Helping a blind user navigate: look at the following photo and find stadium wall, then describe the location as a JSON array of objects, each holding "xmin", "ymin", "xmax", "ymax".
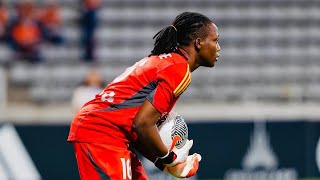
[{"xmin": 0, "ymin": 120, "xmax": 320, "ymax": 180}]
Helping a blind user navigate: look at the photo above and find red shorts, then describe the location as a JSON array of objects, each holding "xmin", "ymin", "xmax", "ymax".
[{"xmin": 72, "ymin": 142, "xmax": 148, "ymax": 180}]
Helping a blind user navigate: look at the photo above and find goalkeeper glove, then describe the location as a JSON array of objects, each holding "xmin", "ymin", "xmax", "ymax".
[
  {"xmin": 154, "ymin": 138, "xmax": 193, "ymax": 169},
  {"xmin": 162, "ymin": 138, "xmax": 193, "ymax": 166},
  {"xmin": 154, "ymin": 153, "xmax": 202, "ymax": 178},
  {"xmin": 164, "ymin": 153, "xmax": 202, "ymax": 178}
]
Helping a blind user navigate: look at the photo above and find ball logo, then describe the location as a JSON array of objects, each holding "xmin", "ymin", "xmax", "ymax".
[
  {"xmin": 172, "ymin": 115, "xmax": 188, "ymax": 149},
  {"xmin": 158, "ymin": 111, "xmax": 188, "ymax": 149}
]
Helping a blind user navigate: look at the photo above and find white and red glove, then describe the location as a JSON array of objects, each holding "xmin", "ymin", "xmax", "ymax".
[
  {"xmin": 165, "ymin": 153, "xmax": 202, "ymax": 178},
  {"xmin": 155, "ymin": 137, "xmax": 193, "ymax": 168},
  {"xmin": 154, "ymin": 138, "xmax": 201, "ymax": 178}
]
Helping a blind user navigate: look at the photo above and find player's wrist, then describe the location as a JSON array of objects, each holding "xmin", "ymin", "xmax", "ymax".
[
  {"xmin": 154, "ymin": 151, "xmax": 178, "ymax": 171},
  {"xmin": 157, "ymin": 151, "xmax": 177, "ymax": 166},
  {"xmin": 161, "ymin": 151, "xmax": 177, "ymax": 165},
  {"xmin": 159, "ymin": 150, "xmax": 170, "ymax": 159},
  {"xmin": 154, "ymin": 158, "xmax": 166, "ymax": 171}
]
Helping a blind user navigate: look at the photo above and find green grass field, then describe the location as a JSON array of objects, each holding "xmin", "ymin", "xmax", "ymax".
[{"xmin": 199, "ymin": 179, "xmax": 320, "ymax": 180}]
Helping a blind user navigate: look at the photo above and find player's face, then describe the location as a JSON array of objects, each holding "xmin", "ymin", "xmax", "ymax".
[{"xmin": 197, "ymin": 23, "xmax": 220, "ymax": 67}]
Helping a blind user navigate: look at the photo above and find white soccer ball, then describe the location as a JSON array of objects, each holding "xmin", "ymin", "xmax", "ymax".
[{"xmin": 157, "ymin": 111, "xmax": 188, "ymax": 149}]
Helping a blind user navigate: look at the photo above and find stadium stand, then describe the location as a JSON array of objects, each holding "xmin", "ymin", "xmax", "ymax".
[{"xmin": 3, "ymin": 0, "xmax": 320, "ymax": 106}]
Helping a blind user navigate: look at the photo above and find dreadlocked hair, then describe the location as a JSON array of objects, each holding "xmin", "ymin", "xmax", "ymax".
[{"xmin": 150, "ymin": 12, "xmax": 212, "ymax": 56}]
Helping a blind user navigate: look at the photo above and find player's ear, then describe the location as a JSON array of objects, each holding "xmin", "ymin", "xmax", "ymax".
[{"xmin": 194, "ymin": 38, "xmax": 202, "ymax": 52}]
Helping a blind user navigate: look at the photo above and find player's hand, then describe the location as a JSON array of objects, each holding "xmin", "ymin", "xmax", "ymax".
[
  {"xmin": 154, "ymin": 138, "xmax": 193, "ymax": 168},
  {"xmin": 169, "ymin": 138, "xmax": 193, "ymax": 166},
  {"xmin": 165, "ymin": 153, "xmax": 202, "ymax": 178}
]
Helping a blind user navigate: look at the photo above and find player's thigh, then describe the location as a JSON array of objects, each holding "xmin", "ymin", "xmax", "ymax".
[
  {"xmin": 74, "ymin": 142, "xmax": 146, "ymax": 180},
  {"xmin": 91, "ymin": 143, "xmax": 149, "ymax": 180},
  {"xmin": 97, "ymin": 144, "xmax": 149, "ymax": 180},
  {"xmin": 73, "ymin": 142, "xmax": 104, "ymax": 180}
]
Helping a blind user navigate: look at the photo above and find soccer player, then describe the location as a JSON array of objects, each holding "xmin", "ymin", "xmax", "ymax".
[{"xmin": 68, "ymin": 12, "xmax": 220, "ymax": 179}]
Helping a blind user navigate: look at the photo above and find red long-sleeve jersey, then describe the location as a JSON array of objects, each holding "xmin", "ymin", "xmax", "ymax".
[{"xmin": 68, "ymin": 52, "xmax": 191, "ymax": 148}]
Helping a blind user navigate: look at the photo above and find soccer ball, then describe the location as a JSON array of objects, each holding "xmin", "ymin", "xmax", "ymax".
[{"xmin": 157, "ymin": 111, "xmax": 188, "ymax": 149}]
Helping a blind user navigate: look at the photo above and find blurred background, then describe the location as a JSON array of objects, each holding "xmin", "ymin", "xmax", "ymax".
[{"xmin": 0, "ymin": 0, "xmax": 319, "ymax": 179}]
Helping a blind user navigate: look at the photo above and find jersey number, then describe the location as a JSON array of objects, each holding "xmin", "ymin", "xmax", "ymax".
[
  {"xmin": 120, "ymin": 158, "xmax": 132, "ymax": 180},
  {"xmin": 113, "ymin": 58, "xmax": 148, "ymax": 83}
]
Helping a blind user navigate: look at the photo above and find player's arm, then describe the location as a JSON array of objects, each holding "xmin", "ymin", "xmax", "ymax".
[
  {"xmin": 133, "ymin": 103, "xmax": 201, "ymax": 178},
  {"xmin": 133, "ymin": 62, "xmax": 193, "ymax": 166},
  {"xmin": 132, "ymin": 100, "xmax": 168, "ymax": 158},
  {"xmin": 131, "ymin": 134, "xmax": 158, "ymax": 162},
  {"xmin": 133, "ymin": 99, "xmax": 193, "ymax": 169},
  {"xmin": 132, "ymin": 125, "xmax": 201, "ymax": 178}
]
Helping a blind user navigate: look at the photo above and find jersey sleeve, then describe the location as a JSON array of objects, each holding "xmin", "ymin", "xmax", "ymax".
[{"xmin": 147, "ymin": 63, "xmax": 191, "ymax": 114}]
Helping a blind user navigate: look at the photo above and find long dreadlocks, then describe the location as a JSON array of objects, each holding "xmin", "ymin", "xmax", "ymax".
[{"xmin": 150, "ymin": 12, "xmax": 212, "ymax": 56}]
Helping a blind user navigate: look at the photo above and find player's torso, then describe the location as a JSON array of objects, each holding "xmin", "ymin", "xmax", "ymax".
[
  {"xmin": 86, "ymin": 53, "xmax": 185, "ymax": 114},
  {"xmin": 68, "ymin": 53, "xmax": 190, "ymax": 145}
]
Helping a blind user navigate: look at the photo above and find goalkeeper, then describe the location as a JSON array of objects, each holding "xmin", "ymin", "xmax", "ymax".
[{"xmin": 68, "ymin": 11, "xmax": 220, "ymax": 179}]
